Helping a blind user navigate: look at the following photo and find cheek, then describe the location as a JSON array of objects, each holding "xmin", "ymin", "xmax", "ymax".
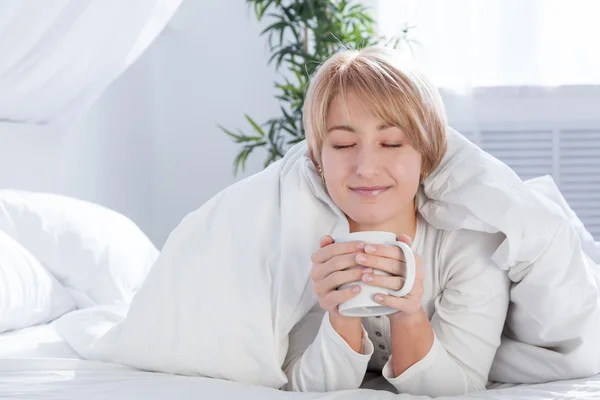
[
  {"xmin": 320, "ymin": 150, "xmax": 350, "ymax": 199},
  {"xmin": 409, "ymin": 157, "xmax": 423, "ymax": 178},
  {"xmin": 391, "ymin": 152, "xmax": 422, "ymax": 181},
  {"xmin": 321, "ymin": 149, "xmax": 344, "ymax": 176}
]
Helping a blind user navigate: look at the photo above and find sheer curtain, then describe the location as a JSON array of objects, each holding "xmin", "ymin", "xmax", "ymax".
[
  {"xmin": 0, "ymin": 0, "xmax": 183, "ymax": 133},
  {"xmin": 374, "ymin": 0, "xmax": 600, "ymax": 90}
]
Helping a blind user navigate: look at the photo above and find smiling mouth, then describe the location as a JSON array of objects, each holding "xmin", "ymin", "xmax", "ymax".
[{"xmin": 350, "ymin": 186, "xmax": 391, "ymax": 197}]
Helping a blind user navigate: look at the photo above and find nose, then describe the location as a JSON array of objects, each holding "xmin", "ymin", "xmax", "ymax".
[{"xmin": 355, "ymin": 147, "xmax": 381, "ymax": 178}]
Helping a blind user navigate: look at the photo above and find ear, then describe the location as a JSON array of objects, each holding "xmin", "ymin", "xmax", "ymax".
[{"xmin": 308, "ymin": 149, "xmax": 319, "ymax": 168}]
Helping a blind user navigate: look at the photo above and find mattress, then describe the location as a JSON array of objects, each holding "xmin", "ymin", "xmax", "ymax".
[{"xmin": 0, "ymin": 319, "xmax": 599, "ymax": 400}]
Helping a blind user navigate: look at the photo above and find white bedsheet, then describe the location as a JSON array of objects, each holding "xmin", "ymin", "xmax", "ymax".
[
  {"xmin": 0, "ymin": 357, "xmax": 599, "ymax": 400},
  {"xmin": 1, "ymin": 318, "xmax": 600, "ymax": 399},
  {"xmin": 0, "ymin": 323, "xmax": 78, "ymax": 359}
]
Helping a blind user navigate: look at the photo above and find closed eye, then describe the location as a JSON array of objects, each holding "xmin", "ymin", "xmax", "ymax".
[
  {"xmin": 382, "ymin": 144, "xmax": 402, "ymax": 148},
  {"xmin": 333, "ymin": 144, "xmax": 356, "ymax": 150}
]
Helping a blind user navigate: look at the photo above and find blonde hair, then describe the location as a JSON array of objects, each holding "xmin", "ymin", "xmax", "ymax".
[{"xmin": 303, "ymin": 46, "xmax": 447, "ymax": 178}]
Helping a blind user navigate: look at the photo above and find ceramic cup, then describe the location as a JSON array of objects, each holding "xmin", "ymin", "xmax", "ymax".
[{"xmin": 335, "ymin": 231, "xmax": 416, "ymax": 317}]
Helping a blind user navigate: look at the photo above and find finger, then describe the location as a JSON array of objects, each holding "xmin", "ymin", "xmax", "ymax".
[
  {"xmin": 397, "ymin": 234, "xmax": 413, "ymax": 247},
  {"xmin": 315, "ymin": 266, "xmax": 372, "ymax": 295},
  {"xmin": 319, "ymin": 235, "xmax": 334, "ymax": 248},
  {"xmin": 312, "ymin": 252, "xmax": 362, "ymax": 282},
  {"xmin": 312, "ymin": 240, "xmax": 365, "ymax": 264},
  {"xmin": 363, "ymin": 243, "xmax": 405, "ymax": 263},
  {"xmin": 323, "ymin": 284, "xmax": 361, "ymax": 311},
  {"xmin": 362, "ymin": 273, "xmax": 406, "ymax": 291},
  {"xmin": 355, "ymin": 253, "xmax": 405, "ymax": 276},
  {"xmin": 373, "ymin": 293, "xmax": 421, "ymax": 315}
]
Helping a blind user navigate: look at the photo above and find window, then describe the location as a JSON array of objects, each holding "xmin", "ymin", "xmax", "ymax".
[{"xmin": 373, "ymin": 0, "xmax": 600, "ymax": 88}]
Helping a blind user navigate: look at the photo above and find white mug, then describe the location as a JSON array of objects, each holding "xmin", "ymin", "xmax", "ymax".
[{"xmin": 335, "ymin": 231, "xmax": 416, "ymax": 317}]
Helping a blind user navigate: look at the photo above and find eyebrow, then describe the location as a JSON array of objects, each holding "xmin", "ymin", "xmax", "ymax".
[
  {"xmin": 327, "ymin": 125, "xmax": 354, "ymax": 133},
  {"xmin": 326, "ymin": 124, "xmax": 393, "ymax": 133}
]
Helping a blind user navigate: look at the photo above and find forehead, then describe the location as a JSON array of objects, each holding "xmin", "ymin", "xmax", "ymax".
[{"xmin": 326, "ymin": 91, "xmax": 396, "ymax": 128}]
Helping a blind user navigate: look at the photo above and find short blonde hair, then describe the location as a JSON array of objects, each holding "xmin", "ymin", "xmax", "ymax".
[{"xmin": 303, "ymin": 46, "xmax": 447, "ymax": 178}]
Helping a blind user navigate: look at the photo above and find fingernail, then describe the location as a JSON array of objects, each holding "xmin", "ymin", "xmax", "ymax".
[
  {"xmin": 356, "ymin": 242, "xmax": 366, "ymax": 249},
  {"xmin": 352, "ymin": 285, "xmax": 361, "ymax": 293},
  {"xmin": 361, "ymin": 267, "xmax": 373, "ymax": 274},
  {"xmin": 374, "ymin": 294, "xmax": 384, "ymax": 302},
  {"xmin": 363, "ymin": 274, "xmax": 374, "ymax": 283},
  {"xmin": 364, "ymin": 244, "xmax": 376, "ymax": 253},
  {"xmin": 356, "ymin": 254, "xmax": 367, "ymax": 263}
]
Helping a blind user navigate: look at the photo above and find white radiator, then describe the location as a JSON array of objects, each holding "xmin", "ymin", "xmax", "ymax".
[{"xmin": 443, "ymin": 86, "xmax": 600, "ymax": 240}]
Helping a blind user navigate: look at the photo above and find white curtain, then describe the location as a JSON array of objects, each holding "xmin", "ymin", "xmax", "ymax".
[
  {"xmin": 375, "ymin": 0, "xmax": 600, "ymax": 90},
  {"xmin": 0, "ymin": 0, "xmax": 183, "ymax": 133}
]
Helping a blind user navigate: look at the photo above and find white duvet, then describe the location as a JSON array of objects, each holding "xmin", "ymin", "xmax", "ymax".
[{"xmin": 56, "ymin": 127, "xmax": 600, "ymax": 391}]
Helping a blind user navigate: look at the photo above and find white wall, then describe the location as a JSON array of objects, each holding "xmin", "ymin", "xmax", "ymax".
[
  {"xmin": 146, "ymin": 0, "xmax": 279, "ymax": 245},
  {"xmin": 441, "ymin": 86, "xmax": 600, "ymax": 128}
]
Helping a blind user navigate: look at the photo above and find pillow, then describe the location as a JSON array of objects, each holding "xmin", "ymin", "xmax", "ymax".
[
  {"xmin": 0, "ymin": 190, "xmax": 159, "ymax": 308},
  {"xmin": 0, "ymin": 230, "xmax": 75, "ymax": 333},
  {"xmin": 525, "ymin": 175, "xmax": 599, "ymax": 263}
]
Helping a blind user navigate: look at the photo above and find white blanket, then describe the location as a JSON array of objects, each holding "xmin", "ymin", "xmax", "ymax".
[{"xmin": 56, "ymin": 127, "xmax": 600, "ymax": 390}]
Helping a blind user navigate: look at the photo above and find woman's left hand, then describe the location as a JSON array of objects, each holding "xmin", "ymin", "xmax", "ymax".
[{"xmin": 355, "ymin": 234, "xmax": 424, "ymax": 320}]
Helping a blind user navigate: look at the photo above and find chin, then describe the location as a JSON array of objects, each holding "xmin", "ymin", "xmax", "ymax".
[{"xmin": 346, "ymin": 211, "xmax": 391, "ymax": 228}]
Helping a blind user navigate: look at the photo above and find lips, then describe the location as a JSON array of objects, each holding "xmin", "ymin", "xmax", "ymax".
[{"xmin": 350, "ymin": 186, "xmax": 391, "ymax": 197}]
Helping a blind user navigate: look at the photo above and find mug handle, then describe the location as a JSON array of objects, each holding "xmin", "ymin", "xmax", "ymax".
[{"xmin": 390, "ymin": 241, "xmax": 416, "ymax": 297}]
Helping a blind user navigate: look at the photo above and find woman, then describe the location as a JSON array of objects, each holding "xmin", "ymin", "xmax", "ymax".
[{"xmin": 282, "ymin": 46, "xmax": 510, "ymax": 396}]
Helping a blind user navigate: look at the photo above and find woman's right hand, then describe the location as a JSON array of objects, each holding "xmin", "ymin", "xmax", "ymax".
[
  {"xmin": 311, "ymin": 235, "xmax": 372, "ymax": 352},
  {"xmin": 310, "ymin": 235, "xmax": 373, "ymax": 318}
]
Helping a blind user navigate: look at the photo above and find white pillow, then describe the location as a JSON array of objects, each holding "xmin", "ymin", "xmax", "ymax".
[
  {"xmin": 0, "ymin": 230, "xmax": 75, "ymax": 333},
  {"xmin": 0, "ymin": 190, "xmax": 159, "ymax": 308},
  {"xmin": 525, "ymin": 175, "xmax": 599, "ymax": 263}
]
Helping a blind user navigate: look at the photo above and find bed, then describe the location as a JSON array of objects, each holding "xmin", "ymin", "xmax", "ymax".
[
  {"xmin": 1, "ymin": 189, "xmax": 599, "ymax": 400},
  {"xmin": 0, "ymin": 320, "xmax": 599, "ymax": 400}
]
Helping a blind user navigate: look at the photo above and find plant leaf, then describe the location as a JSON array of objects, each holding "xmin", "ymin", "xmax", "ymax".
[{"xmin": 245, "ymin": 114, "xmax": 266, "ymax": 137}]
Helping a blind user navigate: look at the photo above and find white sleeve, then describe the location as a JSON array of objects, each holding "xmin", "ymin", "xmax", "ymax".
[
  {"xmin": 383, "ymin": 230, "xmax": 510, "ymax": 397},
  {"xmin": 282, "ymin": 305, "xmax": 374, "ymax": 392}
]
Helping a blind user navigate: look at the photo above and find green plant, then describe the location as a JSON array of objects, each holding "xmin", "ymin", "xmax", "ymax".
[{"xmin": 219, "ymin": 0, "xmax": 412, "ymax": 175}]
